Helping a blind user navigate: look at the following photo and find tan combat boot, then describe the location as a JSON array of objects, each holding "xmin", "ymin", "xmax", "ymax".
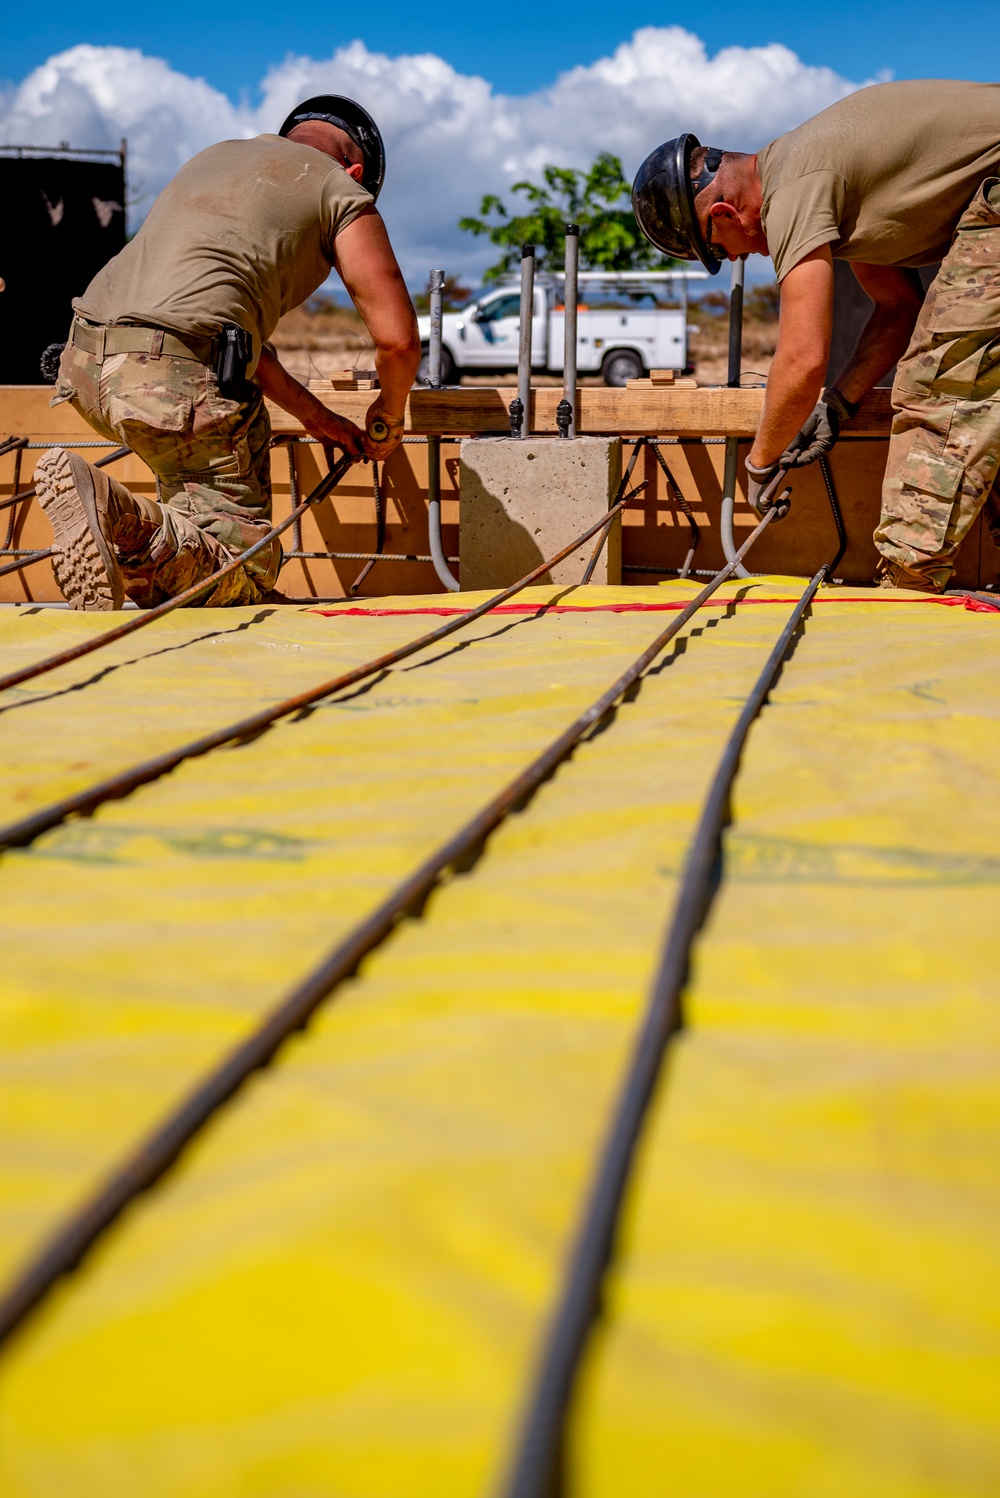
[{"xmin": 35, "ymin": 448, "xmax": 140, "ymax": 611}]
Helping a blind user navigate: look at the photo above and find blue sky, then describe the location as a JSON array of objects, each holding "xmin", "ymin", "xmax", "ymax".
[
  {"xmin": 5, "ymin": 1, "xmax": 998, "ymax": 100},
  {"xmin": 4, "ymin": 11, "xmax": 998, "ymax": 290}
]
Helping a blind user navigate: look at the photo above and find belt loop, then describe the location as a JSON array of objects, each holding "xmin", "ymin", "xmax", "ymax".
[
  {"xmin": 150, "ymin": 328, "xmax": 164, "ymax": 358},
  {"xmin": 95, "ymin": 326, "xmax": 106, "ymax": 361}
]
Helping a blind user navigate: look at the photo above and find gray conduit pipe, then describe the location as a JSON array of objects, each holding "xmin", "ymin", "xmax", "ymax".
[
  {"xmin": 517, "ymin": 244, "xmax": 536, "ymax": 434},
  {"xmin": 556, "ymin": 224, "xmax": 579, "ymax": 438},
  {"xmin": 426, "ymin": 266, "xmax": 460, "ymax": 592},
  {"xmin": 719, "ymin": 257, "xmax": 750, "ymax": 580}
]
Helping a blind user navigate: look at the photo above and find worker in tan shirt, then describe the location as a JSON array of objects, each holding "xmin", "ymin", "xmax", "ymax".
[
  {"xmin": 632, "ymin": 80, "xmax": 1000, "ymax": 592},
  {"xmin": 40, "ymin": 94, "xmax": 420, "ymax": 610}
]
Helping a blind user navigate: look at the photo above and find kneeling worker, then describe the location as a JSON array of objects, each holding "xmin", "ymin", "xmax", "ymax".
[
  {"xmin": 41, "ymin": 94, "xmax": 420, "ymax": 609},
  {"xmin": 632, "ymin": 80, "xmax": 1000, "ymax": 592}
]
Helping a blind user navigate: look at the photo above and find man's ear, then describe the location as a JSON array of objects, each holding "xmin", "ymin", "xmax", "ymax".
[
  {"xmin": 706, "ymin": 200, "xmax": 739, "ymax": 230},
  {"xmin": 346, "ymin": 162, "xmax": 364, "ymax": 184}
]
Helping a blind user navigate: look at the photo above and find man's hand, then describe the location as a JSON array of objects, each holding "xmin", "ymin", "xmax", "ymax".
[
  {"xmin": 781, "ymin": 388, "xmax": 858, "ymax": 468},
  {"xmin": 362, "ymin": 396, "xmax": 406, "ymax": 461},
  {"xmin": 745, "ymin": 458, "xmax": 791, "ymax": 521},
  {"xmin": 306, "ymin": 405, "xmax": 366, "ymax": 459}
]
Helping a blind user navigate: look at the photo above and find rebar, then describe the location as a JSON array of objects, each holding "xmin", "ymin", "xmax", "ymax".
[
  {"xmin": 2, "ymin": 444, "xmax": 24, "ymax": 552},
  {"xmin": 348, "ymin": 462, "xmax": 384, "ymax": 594},
  {"xmin": 500, "ymin": 557, "xmax": 832, "ymax": 1498},
  {"xmin": 283, "ymin": 551, "xmax": 459, "ymax": 564},
  {"xmin": 0, "ymin": 549, "xmax": 53, "ymax": 579},
  {"xmin": 651, "ymin": 446, "xmax": 700, "ymax": 578}
]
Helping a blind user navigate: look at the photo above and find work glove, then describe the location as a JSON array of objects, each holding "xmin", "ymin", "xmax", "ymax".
[
  {"xmin": 363, "ymin": 398, "xmax": 406, "ymax": 462},
  {"xmin": 745, "ymin": 458, "xmax": 792, "ymax": 522},
  {"xmin": 780, "ymin": 388, "xmax": 858, "ymax": 469}
]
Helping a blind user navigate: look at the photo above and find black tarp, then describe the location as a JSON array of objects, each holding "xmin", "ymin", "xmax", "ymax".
[{"xmin": 0, "ymin": 155, "xmax": 126, "ymax": 384}]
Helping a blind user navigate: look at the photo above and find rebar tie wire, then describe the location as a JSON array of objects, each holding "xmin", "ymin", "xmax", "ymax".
[
  {"xmin": 0, "ymin": 484, "xmax": 648, "ymax": 857},
  {"xmin": 0, "ymin": 451, "xmax": 356, "ymax": 697},
  {"xmin": 0, "ymin": 502, "xmax": 781, "ymax": 1351},
  {"xmin": 499, "ymin": 549, "xmax": 836, "ymax": 1498}
]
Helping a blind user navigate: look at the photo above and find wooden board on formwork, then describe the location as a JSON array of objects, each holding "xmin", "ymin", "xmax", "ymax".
[{"xmin": 267, "ymin": 384, "xmax": 895, "ymax": 437}]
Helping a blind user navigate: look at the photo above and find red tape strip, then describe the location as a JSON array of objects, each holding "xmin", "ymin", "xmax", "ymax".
[{"xmin": 312, "ymin": 593, "xmax": 1000, "ymax": 619}]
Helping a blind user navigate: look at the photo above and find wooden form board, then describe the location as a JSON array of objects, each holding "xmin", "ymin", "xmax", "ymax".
[{"xmin": 267, "ymin": 384, "xmax": 896, "ymax": 438}]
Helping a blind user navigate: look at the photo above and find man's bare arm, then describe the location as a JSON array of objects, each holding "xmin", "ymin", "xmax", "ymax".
[
  {"xmin": 334, "ymin": 208, "xmax": 421, "ymax": 457},
  {"xmin": 831, "ymin": 262, "xmax": 924, "ymax": 403},
  {"xmin": 749, "ymin": 246, "xmax": 833, "ymax": 468},
  {"xmin": 255, "ymin": 346, "xmax": 365, "ymax": 457}
]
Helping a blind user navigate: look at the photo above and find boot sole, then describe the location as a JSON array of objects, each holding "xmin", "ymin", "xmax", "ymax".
[{"xmin": 36, "ymin": 448, "xmax": 125, "ymax": 611}]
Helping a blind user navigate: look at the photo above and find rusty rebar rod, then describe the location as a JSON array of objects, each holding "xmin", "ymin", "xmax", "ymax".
[
  {"xmin": 500, "ymin": 559, "xmax": 833, "ymax": 1498},
  {"xmin": 0, "ymin": 549, "xmax": 54, "ymax": 579},
  {"xmin": 347, "ymin": 461, "xmax": 384, "ymax": 594}
]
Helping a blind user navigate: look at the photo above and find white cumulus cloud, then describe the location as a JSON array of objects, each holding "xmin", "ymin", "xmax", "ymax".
[{"xmin": 0, "ymin": 31, "xmax": 874, "ymax": 285}]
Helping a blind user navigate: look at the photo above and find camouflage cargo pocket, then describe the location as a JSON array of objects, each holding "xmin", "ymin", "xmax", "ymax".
[
  {"xmin": 885, "ymin": 443, "xmax": 965, "ymax": 552},
  {"xmin": 926, "ymin": 178, "xmax": 1000, "ymax": 335},
  {"xmin": 103, "ymin": 353, "xmax": 195, "ymax": 435}
]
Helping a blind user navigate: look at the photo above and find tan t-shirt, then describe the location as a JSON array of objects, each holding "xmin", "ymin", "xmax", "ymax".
[
  {"xmin": 75, "ymin": 134, "xmax": 372, "ymax": 367},
  {"xmin": 759, "ymin": 80, "xmax": 1000, "ymax": 281}
]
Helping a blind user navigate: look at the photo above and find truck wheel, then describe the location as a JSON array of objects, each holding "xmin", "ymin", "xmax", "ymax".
[
  {"xmin": 417, "ymin": 344, "xmax": 457, "ymax": 385},
  {"xmin": 601, "ymin": 349, "xmax": 644, "ymax": 387}
]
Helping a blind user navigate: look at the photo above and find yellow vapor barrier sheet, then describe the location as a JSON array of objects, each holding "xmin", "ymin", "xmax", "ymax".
[
  {"xmin": 576, "ymin": 597, "xmax": 1000, "ymax": 1496},
  {"xmin": 0, "ymin": 582, "xmax": 996, "ymax": 1494}
]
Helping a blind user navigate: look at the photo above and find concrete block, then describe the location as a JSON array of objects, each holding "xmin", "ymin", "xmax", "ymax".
[{"xmin": 459, "ymin": 437, "xmax": 623, "ymax": 589}]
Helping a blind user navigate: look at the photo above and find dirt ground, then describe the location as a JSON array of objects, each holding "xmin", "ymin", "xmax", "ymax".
[{"xmin": 272, "ymin": 293, "xmax": 779, "ymax": 388}]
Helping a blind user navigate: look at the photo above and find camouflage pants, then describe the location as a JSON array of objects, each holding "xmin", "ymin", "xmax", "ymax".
[
  {"xmin": 877, "ymin": 179, "xmax": 1000, "ymax": 592},
  {"xmin": 54, "ymin": 338, "xmax": 280, "ymax": 607}
]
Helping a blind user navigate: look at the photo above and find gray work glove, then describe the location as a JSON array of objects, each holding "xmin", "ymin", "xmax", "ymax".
[
  {"xmin": 745, "ymin": 458, "xmax": 792, "ymax": 521},
  {"xmin": 781, "ymin": 388, "xmax": 859, "ymax": 468}
]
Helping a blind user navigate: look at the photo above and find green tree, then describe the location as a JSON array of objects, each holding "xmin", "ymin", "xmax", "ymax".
[{"xmin": 458, "ymin": 154, "xmax": 676, "ymax": 281}]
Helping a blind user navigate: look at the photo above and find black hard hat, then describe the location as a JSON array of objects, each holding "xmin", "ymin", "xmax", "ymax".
[
  {"xmin": 278, "ymin": 94, "xmax": 386, "ymax": 201},
  {"xmin": 632, "ymin": 133, "xmax": 725, "ymax": 274}
]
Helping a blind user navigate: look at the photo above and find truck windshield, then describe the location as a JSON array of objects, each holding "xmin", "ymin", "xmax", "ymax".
[{"xmin": 477, "ymin": 294, "xmax": 521, "ymax": 322}]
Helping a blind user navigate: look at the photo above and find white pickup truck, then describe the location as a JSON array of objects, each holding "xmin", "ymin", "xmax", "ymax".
[{"xmin": 416, "ymin": 269, "xmax": 707, "ymax": 386}]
